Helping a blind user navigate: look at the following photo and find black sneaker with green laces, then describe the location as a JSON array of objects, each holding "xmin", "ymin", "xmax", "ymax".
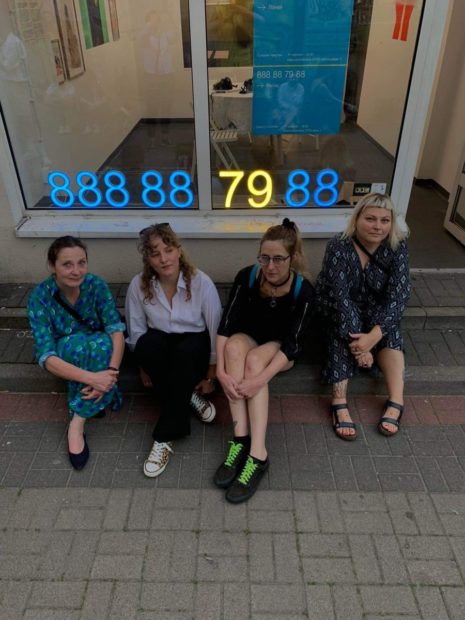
[
  {"xmin": 213, "ymin": 440, "xmax": 249, "ymax": 489},
  {"xmin": 225, "ymin": 455, "xmax": 269, "ymax": 504}
]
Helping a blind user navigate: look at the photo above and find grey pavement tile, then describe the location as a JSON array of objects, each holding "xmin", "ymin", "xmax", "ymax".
[
  {"xmin": 316, "ymin": 493, "xmax": 344, "ymax": 534},
  {"xmin": 80, "ymin": 581, "xmax": 114, "ymax": 620},
  {"xmin": 302, "ymin": 557, "xmax": 355, "ymax": 584},
  {"xmin": 303, "ymin": 425, "xmax": 330, "ymax": 456},
  {"xmin": 108, "ymin": 582, "xmax": 141, "ymax": 620},
  {"xmin": 268, "ymin": 453, "xmax": 292, "ymax": 489},
  {"xmin": 305, "ymin": 585, "xmax": 334, "ymax": 619},
  {"xmin": 373, "ymin": 534, "xmax": 409, "ymax": 584},
  {"xmin": 413, "ymin": 586, "xmax": 450, "ymax": 619},
  {"xmin": 194, "ymin": 583, "xmax": 222, "ymax": 620},
  {"xmin": 442, "ymin": 586, "xmax": 465, "ymax": 620},
  {"xmin": 407, "ymin": 559, "xmax": 463, "ymax": 586},
  {"xmin": 178, "ymin": 453, "xmax": 202, "ymax": 488},
  {"xmin": 0, "ymin": 435, "xmax": 42, "ymax": 451},
  {"xmin": 103, "ymin": 488, "xmax": 132, "ymax": 529},
  {"xmin": 249, "ymin": 508, "xmax": 295, "ymax": 533},
  {"xmin": 351, "ymin": 456, "xmax": 381, "ymax": 491},
  {"xmin": 436, "ymin": 457, "xmax": 465, "ymax": 491},
  {"xmin": 349, "ymin": 534, "xmax": 382, "ymax": 583},
  {"xmin": 399, "ymin": 535, "xmax": 453, "ymax": 560},
  {"xmin": 415, "ymin": 457, "xmax": 449, "ymax": 492},
  {"xmin": 251, "ymin": 584, "xmax": 306, "ymax": 615},
  {"xmin": 91, "ymin": 554, "xmax": 144, "ymax": 579},
  {"xmin": 249, "ymin": 533, "xmax": 274, "ymax": 582},
  {"xmin": 90, "ymin": 452, "xmax": 119, "ymax": 487},
  {"xmin": 330, "ymin": 456, "xmax": 357, "ymax": 491},
  {"xmin": 28, "ymin": 581, "xmax": 86, "ymax": 608},
  {"xmin": 284, "ymin": 424, "xmax": 307, "ymax": 454},
  {"xmin": 291, "ymin": 469, "xmax": 335, "ymax": 491},
  {"xmin": 112, "ymin": 468, "xmax": 156, "ymax": 488},
  {"xmin": 140, "ymin": 582, "xmax": 195, "ymax": 612},
  {"xmin": 332, "ymin": 585, "xmax": 363, "ymax": 620},
  {"xmin": 23, "ymin": 467, "xmax": 71, "ymax": 488},
  {"xmin": 372, "ymin": 456, "xmax": 419, "ymax": 473},
  {"xmin": 120, "ymin": 423, "xmax": 146, "ymax": 452},
  {"xmin": 407, "ymin": 494, "xmax": 445, "ymax": 535},
  {"xmin": 274, "ymin": 533, "xmax": 301, "ymax": 582},
  {"xmin": 359, "ymin": 585, "xmax": 418, "ymax": 615},
  {"xmin": 23, "ymin": 611, "xmax": 80, "ymax": 620},
  {"xmin": 379, "ymin": 473, "xmax": 425, "ymax": 492}
]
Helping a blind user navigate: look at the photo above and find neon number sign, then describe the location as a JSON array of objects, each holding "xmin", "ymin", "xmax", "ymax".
[
  {"xmin": 220, "ymin": 168, "xmax": 339, "ymax": 208},
  {"xmin": 48, "ymin": 168, "xmax": 339, "ymax": 209}
]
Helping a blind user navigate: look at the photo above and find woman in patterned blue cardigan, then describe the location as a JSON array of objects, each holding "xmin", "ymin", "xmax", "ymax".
[
  {"xmin": 316, "ymin": 194, "xmax": 411, "ymax": 440},
  {"xmin": 28, "ymin": 236, "xmax": 125, "ymax": 469}
]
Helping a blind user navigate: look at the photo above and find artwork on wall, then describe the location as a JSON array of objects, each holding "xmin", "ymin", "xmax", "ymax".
[
  {"xmin": 53, "ymin": 0, "xmax": 85, "ymax": 79},
  {"xmin": 108, "ymin": 0, "xmax": 120, "ymax": 41},
  {"xmin": 51, "ymin": 38, "xmax": 66, "ymax": 84},
  {"xmin": 79, "ymin": 0, "xmax": 110, "ymax": 49}
]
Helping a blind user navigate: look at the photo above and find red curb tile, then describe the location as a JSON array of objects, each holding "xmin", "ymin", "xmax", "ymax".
[
  {"xmin": 409, "ymin": 397, "xmax": 440, "ymax": 425},
  {"xmin": 353, "ymin": 396, "xmax": 385, "ymax": 424},
  {"xmin": 0, "ymin": 393, "xmax": 21, "ymax": 419},
  {"xmin": 436, "ymin": 410, "xmax": 465, "ymax": 425},
  {"xmin": 430, "ymin": 396, "xmax": 465, "ymax": 418},
  {"xmin": 282, "ymin": 395, "xmax": 324, "ymax": 423},
  {"xmin": 268, "ymin": 396, "xmax": 283, "ymax": 423},
  {"xmin": 397, "ymin": 398, "xmax": 420, "ymax": 427}
]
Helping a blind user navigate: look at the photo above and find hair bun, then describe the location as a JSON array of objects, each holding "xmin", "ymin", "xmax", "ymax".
[{"xmin": 282, "ymin": 217, "xmax": 295, "ymax": 230}]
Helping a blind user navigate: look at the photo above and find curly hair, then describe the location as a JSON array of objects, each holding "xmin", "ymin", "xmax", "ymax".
[
  {"xmin": 137, "ymin": 224, "xmax": 196, "ymax": 303},
  {"xmin": 260, "ymin": 217, "xmax": 307, "ymax": 275},
  {"xmin": 342, "ymin": 193, "xmax": 409, "ymax": 250}
]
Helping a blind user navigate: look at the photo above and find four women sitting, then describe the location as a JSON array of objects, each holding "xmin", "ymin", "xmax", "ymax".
[{"xmin": 28, "ymin": 193, "xmax": 410, "ymax": 500}]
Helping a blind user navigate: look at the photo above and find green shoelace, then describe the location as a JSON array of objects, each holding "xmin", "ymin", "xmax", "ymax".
[
  {"xmin": 224, "ymin": 441, "xmax": 244, "ymax": 467},
  {"xmin": 237, "ymin": 456, "xmax": 257, "ymax": 485}
]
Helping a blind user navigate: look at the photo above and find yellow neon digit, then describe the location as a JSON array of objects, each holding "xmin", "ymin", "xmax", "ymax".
[
  {"xmin": 219, "ymin": 170, "xmax": 245, "ymax": 208},
  {"xmin": 247, "ymin": 170, "xmax": 272, "ymax": 209}
]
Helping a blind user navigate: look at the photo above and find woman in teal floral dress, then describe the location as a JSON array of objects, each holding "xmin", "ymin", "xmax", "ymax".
[{"xmin": 27, "ymin": 236, "xmax": 125, "ymax": 470}]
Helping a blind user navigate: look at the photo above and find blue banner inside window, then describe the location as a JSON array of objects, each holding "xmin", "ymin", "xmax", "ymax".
[{"xmin": 252, "ymin": 0, "xmax": 354, "ymax": 136}]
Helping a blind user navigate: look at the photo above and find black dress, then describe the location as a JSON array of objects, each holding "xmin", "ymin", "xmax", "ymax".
[
  {"xmin": 217, "ymin": 265, "xmax": 315, "ymax": 362},
  {"xmin": 315, "ymin": 234, "xmax": 411, "ymax": 383}
]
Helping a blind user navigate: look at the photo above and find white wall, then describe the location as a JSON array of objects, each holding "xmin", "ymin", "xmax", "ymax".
[
  {"xmin": 416, "ymin": 0, "xmax": 465, "ymax": 192},
  {"xmin": 357, "ymin": 0, "xmax": 422, "ymax": 156}
]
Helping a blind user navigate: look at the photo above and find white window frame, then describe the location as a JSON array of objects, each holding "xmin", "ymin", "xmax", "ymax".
[{"xmin": 0, "ymin": 0, "xmax": 450, "ymax": 238}]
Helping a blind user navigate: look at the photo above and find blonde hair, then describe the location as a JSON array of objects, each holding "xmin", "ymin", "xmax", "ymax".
[
  {"xmin": 138, "ymin": 224, "xmax": 196, "ymax": 302},
  {"xmin": 260, "ymin": 218, "xmax": 307, "ymax": 274},
  {"xmin": 342, "ymin": 193, "xmax": 408, "ymax": 250}
]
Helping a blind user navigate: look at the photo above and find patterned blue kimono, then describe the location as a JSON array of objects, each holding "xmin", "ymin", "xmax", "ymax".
[
  {"xmin": 27, "ymin": 273, "xmax": 125, "ymax": 418},
  {"xmin": 316, "ymin": 234, "xmax": 411, "ymax": 383}
]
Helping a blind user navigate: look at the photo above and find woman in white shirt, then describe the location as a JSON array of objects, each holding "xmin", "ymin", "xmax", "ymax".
[{"xmin": 125, "ymin": 223, "xmax": 222, "ymax": 478}]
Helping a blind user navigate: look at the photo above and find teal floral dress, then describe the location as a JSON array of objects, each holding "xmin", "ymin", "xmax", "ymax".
[{"xmin": 27, "ymin": 274, "xmax": 125, "ymax": 418}]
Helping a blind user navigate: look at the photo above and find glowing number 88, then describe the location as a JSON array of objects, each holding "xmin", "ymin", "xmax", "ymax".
[{"xmin": 285, "ymin": 169, "xmax": 339, "ymax": 208}]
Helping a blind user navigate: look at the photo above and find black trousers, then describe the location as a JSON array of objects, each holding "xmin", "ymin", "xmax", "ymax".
[{"xmin": 134, "ymin": 328, "xmax": 210, "ymax": 442}]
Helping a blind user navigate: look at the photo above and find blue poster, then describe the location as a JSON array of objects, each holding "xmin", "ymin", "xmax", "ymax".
[{"xmin": 252, "ymin": 0, "xmax": 354, "ymax": 135}]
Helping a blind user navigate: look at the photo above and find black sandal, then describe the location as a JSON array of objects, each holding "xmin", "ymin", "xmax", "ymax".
[
  {"xmin": 330, "ymin": 403, "xmax": 357, "ymax": 441},
  {"xmin": 378, "ymin": 400, "xmax": 404, "ymax": 436}
]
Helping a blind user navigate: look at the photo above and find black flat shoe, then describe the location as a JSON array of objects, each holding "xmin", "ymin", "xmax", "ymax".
[{"xmin": 68, "ymin": 433, "xmax": 89, "ymax": 470}]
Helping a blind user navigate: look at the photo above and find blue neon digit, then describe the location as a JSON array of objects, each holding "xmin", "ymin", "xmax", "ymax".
[
  {"xmin": 169, "ymin": 171, "xmax": 194, "ymax": 209},
  {"xmin": 76, "ymin": 171, "xmax": 102, "ymax": 207},
  {"xmin": 104, "ymin": 171, "xmax": 130, "ymax": 208},
  {"xmin": 48, "ymin": 171, "xmax": 74, "ymax": 208},
  {"xmin": 141, "ymin": 171, "xmax": 165, "ymax": 208},
  {"xmin": 285, "ymin": 169, "xmax": 311, "ymax": 207},
  {"xmin": 314, "ymin": 169, "xmax": 339, "ymax": 207}
]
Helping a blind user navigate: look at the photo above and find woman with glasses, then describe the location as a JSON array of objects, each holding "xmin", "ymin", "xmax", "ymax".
[
  {"xmin": 316, "ymin": 193, "xmax": 411, "ymax": 441},
  {"xmin": 214, "ymin": 218, "xmax": 314, "ymax": 503},
  {"xmin": 125, "ymin": 224, "xmax": 222, "ymax": 478},
  {"xmin": 27, "ymin": 236, "xmax": 125, "ymax": 471}
]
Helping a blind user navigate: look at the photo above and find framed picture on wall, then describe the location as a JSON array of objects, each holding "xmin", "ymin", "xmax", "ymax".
[
  {"xmin": 53, "ymin": 0, "xmax": 85, "ymax": 79},
  {"xmin": 79, "ymin": 0, "xmax": 110, "ymax": 49},
  {"xmin": 51, "ymin": 38, "xmax": 66, "ymax": 84},
  {"xmin": 108, "ymin": 0, "xmax": 120, "ymax": 41}
]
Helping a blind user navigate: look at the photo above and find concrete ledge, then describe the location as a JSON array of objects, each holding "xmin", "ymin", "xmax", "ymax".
[{"xmin": 1, "ymin": 363, "xmax": 464, "ymax": 395}]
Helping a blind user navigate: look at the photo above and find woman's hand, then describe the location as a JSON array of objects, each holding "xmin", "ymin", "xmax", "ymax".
[
  {"xmin": 237, "ymin": 376, "xmax": 265, "ymax": 399},
  {"xmin": 87, "ymin": 369, "xmax": 118, "ymax": 393},
  {"xmin": 81, "ymin": 386, "xmax": 105, "ymax": 402},
  {"xmin": 195, "ymin": 378, "xmax": 215, "ymax": 395},
  {"xmin": 355, "ymin": 351, "xmax": 374, "ymax": 369},
  {"xmin": 139, "ymin": 367, "xmax": 153, "ymax": 388},
  {"xmin": 217, "ymin": 371, "xmax": 242, "ymax": 401},
  {"xmin": 349, "ymin": 326, "xmax": 383, "ymax": 355}
]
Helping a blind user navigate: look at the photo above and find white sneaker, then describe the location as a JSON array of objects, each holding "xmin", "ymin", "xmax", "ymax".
[
  {"xmin": 143, "ymin": 441, "xmax": 173, "ymax": 478},
  {"xmin": 190, "ymin": 391, "xmax": 216, "ymax": 423}
]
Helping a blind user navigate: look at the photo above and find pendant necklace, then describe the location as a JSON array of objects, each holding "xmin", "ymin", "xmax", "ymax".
[{"xmin": 263, "ymin": 270, "xmax": 292, "ymax": 308}]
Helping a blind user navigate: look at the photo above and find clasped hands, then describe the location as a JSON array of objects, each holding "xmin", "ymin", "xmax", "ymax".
[
  {"xmin": 218, "ymin": 372, "xmax": 263, "ymax": 401},
  {"xmin": 349, "ymin": 327, "xmax": 382, "ymax": 369},
  {"xmin": 81, "ymin": 368, "xmax": 119, "ymax": 402}
]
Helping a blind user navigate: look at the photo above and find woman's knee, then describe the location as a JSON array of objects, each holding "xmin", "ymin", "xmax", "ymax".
[
  {"xmin": 244, "ymin": 349, "xmax": 267, "ymax": 377},
  {"xmin": 224, "ymin": 335, "xmax": 250, "ymax": 363}
]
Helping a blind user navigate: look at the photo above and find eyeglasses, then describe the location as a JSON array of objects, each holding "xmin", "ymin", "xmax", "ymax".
[
  {"xmin": 139, "ymin": 223, "xmax": 170, "ymax": 236},
  {"xmin": 257, "ymin": 254, "xmax": 290, "ymax": 266}
]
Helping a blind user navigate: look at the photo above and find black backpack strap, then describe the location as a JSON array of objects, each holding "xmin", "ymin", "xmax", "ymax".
[
  {"xmin": 248, "ymin": 264, "xmax": 259, "ymax": 289},
  {"xmin": 53, "ymin": 290, "xmax": 101, "ymax": 331},
  {"xmin": 353, "ymin": 236, "xmax": 389, "ymax": 273}
]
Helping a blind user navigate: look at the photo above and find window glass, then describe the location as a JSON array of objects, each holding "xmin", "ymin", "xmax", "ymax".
[
  {"xmin": 0, "ymin": 0, "xmax": 197, "ymax": 210},
  {"xmin": 206, "ymin": 0, "xmax": 424, "ymax": 210}
]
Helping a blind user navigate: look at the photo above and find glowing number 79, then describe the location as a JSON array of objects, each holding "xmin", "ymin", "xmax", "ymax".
[{"xmin": 220, "ymin": 170, "xmax": 273, "ymax": 209}]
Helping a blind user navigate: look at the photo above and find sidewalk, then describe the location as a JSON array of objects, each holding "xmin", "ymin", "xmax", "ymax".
[{"xmin": 1, "ymin": 272, "xmax": 464, "ymax": 618}]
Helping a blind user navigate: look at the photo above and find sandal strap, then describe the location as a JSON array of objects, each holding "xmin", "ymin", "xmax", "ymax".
[
  {"xmin": 330, "ymin": 403, "xmax": 349, "ymax": 413},
  {"xmin": 334, "ymin": 420, "xmax": 357, "ymax": 430},
  {"xmin": 384, "ymin": 400, "xmax": 404, "ymax": 414},
  {"xmin": 380, "ymin": 416, "xmax": 401, "ymax": 428}
]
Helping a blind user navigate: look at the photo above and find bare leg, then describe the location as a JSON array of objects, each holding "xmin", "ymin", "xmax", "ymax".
[
  {"xmin": 377, "ymin": 348, "xmax": 405, "ymax": 433},
  {"xmin": 331, "ymin": 379, "xmax": 355, "ymax": 438},
  {"xmin": 68, "ymin": 413, "xmax": 86, "ymax": 453},
  {"xmin": 223, "ymin": 334, "xmax": 257, "ymax": 436},
  {"xmin": 244, "ymin": 342, "xmax": 283, "ymax": 460}
]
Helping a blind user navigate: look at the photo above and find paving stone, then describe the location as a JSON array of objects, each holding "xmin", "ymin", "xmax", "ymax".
[
  {"xmin": 80, "ymin": 581, "xmax": 114, "ymax": 620},
  {"xmin": 2, "ymin": 452, "xmax": 35, "ymax": 487},
  {"xmin": 103, "ymin": 488, "xmax": 132, "ymax": 529},
  {"xmin": 63, "ymin": 531, "xmax": 99, "ymax": 580},
  {"xmin": 442, "ymin": 586, "xmax": 465, "ymax": 620},
  {"xmin": 331, "ymin": 456, "xmax": 357, "ymax": 490},
  {"xmin": 0, "ymin": 581, "xmax": 32, "ymax": 617},
  {"xmin": 249, "ymin": 509, "xmax": 294, "ymax": 532},
  {"xmin": 140, "ymin": 582, "xmax": 195, "ymax": 612},
  {"xmin": 98, "ymin": 531, "xmax": 148, "ymax": 554},
  {"xmin": 55, "ymin": 507, "xmax": 104, "ymax": 529},
  {"xmin": 315, "ymin": 493, "xmax": 343, "ymax": 533},
  {"xmin": 274, "ymin": 533, "xmax": 301, "ymax": 582},
  {"xmin": 127, "ymin": 489, "xmax": 154, "ymax": 529},
  {"xmin": 302, "ymin": 558, "xmax": 355, "ymax": 584},
  {"xmin": 249, "ymin": 533, "xmax": 274, "ymax": 582},
  {"xmin": 223, "ymin": 500, "xmax": 248, "ymax": 532},
  {"xmin": 415, "ymin": 457, "xmax": 449, "ymax": 492},
  {"xmin": 252, "ymin": 585, "xmax": 305, "ymax": 614},
  {"xmin": 144, "ymin": 531, "xmax": 197, "ymax": 582},
  {"xmin": 23, "ymin": 611, "xmax": 80, "ymax": 620},
  {"xmin": 407, "ymin": 559, "xmax": 462, "ymax": 586},
  {"xmin": 109, "ymin": 582, "xmax": 140, "ymax": 620},
  {"xmin": 91, "ymin": 554, "xmax": 144, "ymax": 579},
  {"xmin": 36, "ymin": 531, "xmax": 74, "ymax": 579},
  {"xmin": 414, "ymin": 586, "xmax": 449, "ymax": 619},
  {"xmin": 351, "ymin": 456, "xmax": 380, "ymax": 491},
  {"xmin": 28, "ymin": 581, "xmax": 86, "ymax": 609},
  {"xmin": 349, "ymin": 534, "xmax": 382, "ymax": 583},
  {"xmin": 437, "ymin": 457, "xmax": 465, "ymax": 491},
  {"xmin": 407, "ymin": 494, "xmax": 444, "ymax": 535},
  {"xmin": 194, "ymin": 583, "xmax": 222, "ymax": 620},
  {"xmin": 399, "ymin": 535, "xmax": 454, "ymax": 560},
  {"xmin": 0, "ymin": 555, "xmax": 41, "ymax": 578},
  {"xmin": 198, "ymin": 531, "xmax": 247, "ymax": 555},
  {"xmin": 332, "ymin": 585, "xmax": 363, "ymax": 620},
  {"xmin": 298, "ymin": 533, "xmax": 349, "ymax": 557},
  {"xmin": 359, "ymin": 585, "xmax": 418, "ymax": 614},
  {"xmin": 224, "ymin": 583, "xmax": 250, "ymax": 620},
  {"xmin": 151, "ymin": 507, "xmax": 199, "ymax": 530},
  {"xmin": 197, "ymin": 554, "xmax": 248, "ymax": 582},
  {"xmin": 199, "ymin": 490, "xmax": 224, "ymax": 530},
  {"xmin": 344, "ymin": 511, "xmax": 393, "ymax": 534},
  {"xmin": 373, "ymin": 535, "xmax": 409, "ymax": 584},
  {"xmin": 305, "ymin": 585, "xmax": 334, "ymax": 619}
]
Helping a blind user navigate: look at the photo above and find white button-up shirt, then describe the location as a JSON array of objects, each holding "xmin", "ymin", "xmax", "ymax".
[{"xmin": 125, "ymin": 270, "xmax": 222, "ymax": 364}]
